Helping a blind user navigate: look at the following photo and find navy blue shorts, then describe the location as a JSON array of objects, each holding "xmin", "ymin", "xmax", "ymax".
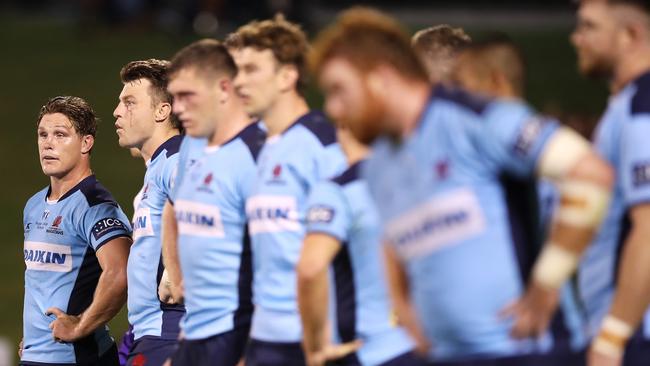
[
  {"xmin": 327, "ymin": 351, "xmax": 427, "ymax": 366},
  {"xmin": 170, "ymin": 326, "xmax": 249, "ymax": 366},
  {"xmin": 245, "ymin": 339, "xmax": 306, "ymax": 366},
  {"xmin": 624, "ymin": 337, "xmax": 650, "ymax": 366},
  {"xmin": 21, "ymin": 343, "xmax": 119, "ymax": 366},
  {"xmin": 126, "ymin": 337, "xmax": 178, "ymax": 366},
  {"xmin": 429, "ymin": 350, "xmax": 585, "ymax": 366}
]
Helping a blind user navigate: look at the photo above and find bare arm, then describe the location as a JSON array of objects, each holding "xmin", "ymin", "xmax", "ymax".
[
  {"xmin": 48, "ymin": 236, "xmax": 131, "ymax": 341},
  {"xmin": 160, "ymin": 200, "xmax": 183, "ymax": 303},
  {"xmin": 383, "ymin": 243, "xmax": 430, "ymax": 355}
]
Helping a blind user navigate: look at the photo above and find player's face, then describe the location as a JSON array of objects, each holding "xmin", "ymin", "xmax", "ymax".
[
  {"xmin": 113, "ymin": 79, "xmax": 157, "ymax": 149},
  {"xmin": 231, "ymin": 47, "xmax": 283, "ymax": 118},
  {"xmin": 571, "ymin": 2, "xmax": 619, "ymax": 79},
  {"xmin": 168, "ymin": 68, "xmax": 219, "ymax": 138},
  {"xmin": 37, "ymin": 113, "xmax": 91, "ymax": 179},
  {"xmin": 319, "ymin": 57, "xmax": 385, "ymax": 145}
]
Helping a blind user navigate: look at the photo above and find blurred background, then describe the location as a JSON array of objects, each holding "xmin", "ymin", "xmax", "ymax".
[{"xmin": 0, "ymin": 0, "xmax": 609, "ymax": 364}]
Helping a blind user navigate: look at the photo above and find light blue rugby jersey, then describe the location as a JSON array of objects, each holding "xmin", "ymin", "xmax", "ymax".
[
  {"xmin": 363, "ymin": 86, "xmax": 587, "ymax": 361},
  {"xmin": 245, "ymin": 111, "xmax": 346, "ymax": 342},
  {"xmin": 128, "ymin": 135, "xmax": 185, "ymax": 341},
  {"xmin": 306, "ymin": 161, "xmax": 414, "ymax": 365},
  {"xmin": 22, "ymin": 175, "xmax": 132, "ymax": 365},
  {"xmin": 172, "ymin": 123, "xmax": 265, "ymax": 340},
  {"xmin": 579, "ymin": 71, "xmax": 650, "ymax": 339}
]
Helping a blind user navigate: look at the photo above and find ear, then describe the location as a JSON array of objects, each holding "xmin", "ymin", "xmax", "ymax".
[
  {"xmin": 365, "ymin": 69, "xmax": 385, "ymax": 97},
  {"xmin": 154, "ymin": 102, "xmax": 172, "ymax": 123},
  {"xmin": 218, "ymin": 78, "xmax": 233, "ymax": 104},
  {"xmin": 81, "ymin": 135, "xmax": 94, "ymax": 155},
  {"xmin": 278, "ymin": 64, "xmax": 300, "ymax": 93}
]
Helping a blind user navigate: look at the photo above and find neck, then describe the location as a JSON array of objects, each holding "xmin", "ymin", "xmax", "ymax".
[
  {"xmin": 341, "ymin": 139, "xmax": 369, "ymax": 165},
  {"xmin": 392, "ymin": 80, "xmax": 431, "ymax": 138},
  {"xmin": 262, "ymin": 91, "xmax": 309, "ymax": 137},
  {"xmin": 49, "ymin": 163, "xmax": 92, "ymax": 200},
  {"xmin": 612, "ymin": 47, "xmax": 650, "ymax": 94},
  {"xmin": 208, "ymin": 105, "xmax": 251, "ymax": 146},
  {"xmin": 140, "ymin": 124, "xmax": 179, "ymax": 162}
]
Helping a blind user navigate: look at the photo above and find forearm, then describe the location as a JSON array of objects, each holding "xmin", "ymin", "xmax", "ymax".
[
  {"xmin": 161, "ymin": 201, "xmax": 182, "ymax": 285},
  {"xmin": 77, "ymin": 267, "xmax": 127, "ymax": 335},
  {"xmin": 298, "ymin": 268, "xmax": 329, "ymax": 353},
  {"xmin": 608, "ymin": 228, "xmax": 650, "ymax": 332}
]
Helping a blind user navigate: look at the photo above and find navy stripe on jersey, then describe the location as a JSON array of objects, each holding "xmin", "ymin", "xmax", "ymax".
[
  {"xmin": 433, "ymin": 85, "xmax": 491, "ymax": 115},
  {"xmin": 332, "ymin": 244, "xmax": 357, "ymax": 343},
  {"xmin": 332, "ymin": 161, "xmax": 362, "ymax": 187},
  {"xmin": 234, "ymin": 226, "xmax": 254, "ymax": 328},
  {"xmin": 151, "ymin": 135, "xmax": 183, "ymax": 161},
  {"xmin": 156, "ymin": 256, "xmax": 184, "ymax": 337},
  {"xmin": 292, "ymin": 111, "xmax": 337, "ymax": 146},
  {"xmin": 631, "ymin": 71, "xmax": 650, "ymax": 116},
  {"xmin": 52, "ymin": 175, "xmax": 116, "ymax": 206},
  {"xmin": 68, "ymin": 247, "xmax": 102, "ymax": 364},
  {"xmin": 237, "ymin": 122, "xmax": 266, "ymax": 162}
]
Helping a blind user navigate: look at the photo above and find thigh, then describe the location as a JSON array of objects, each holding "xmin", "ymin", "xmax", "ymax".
[
  {"xmin": 624, "ymin": 338, "xmax": 650, "ymax": 366},
  {"xmin": 127, "ymin": 338, "xmax": 179, "ymax": 366},
  {"xmin": 171, "ymin": 327, "xmax": 250, "ymax": 366},
  {"xmin": 96, "ymin": 343, "xmax": 120, "ymax": 366},
  {"xmin": 245, "ymin": 339, "xmax": 306, "ymax": 366}
]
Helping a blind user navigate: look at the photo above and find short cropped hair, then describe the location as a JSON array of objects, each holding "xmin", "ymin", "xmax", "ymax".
[
  {"xmin": 461, "ymin": 33, "xmax": 527, "ymax": 97},
  {"xmin": 168, "ymin": 39, "xmax": 238, "ymax": 80},
  {"xmin": 37, "ymin": 96, "xmax": 98, "ymax": 137},
  {"xmin": 311, "ymin": 7, "xmax": 428, "ymax": 82},
  {"xmin": 120, "ymin": 59, "xmax": 181, "ymax": 130},
  {"xmin": 577, "ymin": 0, "xmax": 650, "ymax": 12},
  {"xmin": 225, "ymin": 15, "xmax": 310, "ymax": 94},
  {"xmin": 412, "ymin": 25, "xmax": 471, "ymax": 61}
]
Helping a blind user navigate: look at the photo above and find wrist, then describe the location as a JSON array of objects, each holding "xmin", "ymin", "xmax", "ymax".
[{"xmin": 593, "ymin": 315, "xmax": 633, "ymax": 358}]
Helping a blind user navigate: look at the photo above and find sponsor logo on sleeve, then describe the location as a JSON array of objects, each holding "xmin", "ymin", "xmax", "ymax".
[
  {"xmin": 246, "ymin": 195, "xmax": 300, "ymax": 234},
  {"xmin": 92, "ymin": 218, "xmax": 127, "ymax": 241},
  {"xmin": 513, "ymin": 116, "xmax": 545, "ymax": 157},
  {"xmin": 307, "ymin": 205, "xmax": 335, "ymax": 224},
  {"xmin": 633, "ymin": 162, "xmax": 650, "ymax": 187},
  {"xmin": 174, "ymin": 200, "xmax": 225, "ymax": 237},
  {"xmin": 386, "ymin": 188, "xmax": 486, "ymax": 260},
  {"xmin": 24, "ymin": 241, "xmax": 72, "ymax": 272}
]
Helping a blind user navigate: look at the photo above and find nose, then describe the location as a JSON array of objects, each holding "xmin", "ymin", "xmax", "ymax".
[
  {"xmin": 570, "ymin": 29, "xmax": 581, "ymax": 48},
  {"xmin": 325, "ymin": 97, "xmax": 342, "ymax": 122},
  {"xmin": 172, "ymin": 99, "xmax": 185, "ymax": 115},
  {"xmin": 113, "ymin": 103, "xmax": 123, "ymax": 120}
]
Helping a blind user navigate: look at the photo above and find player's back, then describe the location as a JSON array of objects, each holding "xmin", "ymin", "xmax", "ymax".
[
  {"xmin": 364, "ymin": 86, "xmax": 584, "ymax": 360},
  {"xmin": 22, "ymin": 175, "xmax": 131, "ymax": 365},
  {"xmin": 246, "ymin": 111, "xmax": 346, "ymax": 342},
  {"xmin": 307, "ymin": 161, "xmax": 415, "ymax": 365}
]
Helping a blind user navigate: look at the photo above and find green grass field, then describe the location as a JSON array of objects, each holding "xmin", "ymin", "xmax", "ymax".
[{"xmin": 0, "ymin": 15, "xmax": 609, "ymax": 352}]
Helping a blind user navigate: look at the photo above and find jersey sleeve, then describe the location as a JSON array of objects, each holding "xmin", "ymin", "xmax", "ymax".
[
  {"xmin": 305, "ymin": 181, "xmax": 351, "ymax": 243},
  {"xmin": 473, "ymin": 100, "xmax": 559, "ymax": 177},
  {"xmin": 316, "ymin": 144, "xmax": 347, "ymax": 181},
  {"xmin": 82, "ymin": 202, "xmax": 132, "ymax": 251},
  {"xmin": 621, "ymin": 115, "xmax": 650, "ymax": 206},
  {"xmin": 161, "ymin": 153, "xmax": 180, "ymax": 201}
]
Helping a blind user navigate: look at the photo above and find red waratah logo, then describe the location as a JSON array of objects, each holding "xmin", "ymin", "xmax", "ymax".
[
  {"xmin": 132, "ymin": 354, "xmax": 147, "ymax": 366},
  {"xmin": 204, "ymin": 173, "xmax": 213, "ymax": 186},
  {"xmin": 52, "ymin": 216, "xmax": 63, "ymax": 228},
  {"xmin": 272, "ymin": 164, "xmax": 282, "ymax": 178}
]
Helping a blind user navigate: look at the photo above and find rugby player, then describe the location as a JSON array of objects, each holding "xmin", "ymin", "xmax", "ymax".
[
  {"xmin": 225, "ymin": 16, "xmax": 347, "ymax": 366},
  {"xmin": 412, "ymin": 24, "xmax": 471, "ymax": 84},
  {"xmin": 163, "ymin": 39, "xmax": 264, "ymax": 366},
  {"xmin": 572, "ymin": 0, "xmax": 650, "ymax": 364},
  {"xmin": 21, "ymin": 96, "xmax": 132, "ymax": 365},
  {"xmin": 297, "ymin": 124, "xmax": 424, "ymax": 366},
  {"xmin": 113, "ymin": 59, "xmax": 184, "ymax": 366},
  {"xmin": 312, "ymin": 8, "xmax": 613, "ymax": 365}
]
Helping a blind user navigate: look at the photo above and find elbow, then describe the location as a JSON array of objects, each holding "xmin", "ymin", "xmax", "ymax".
[
  {"xmin": 570, "ymin": 152, "xmax": 615, "ymax": 189},
  {"xmin": 296, "ymin": 258, "xmax": 326, "ymax": 289}
]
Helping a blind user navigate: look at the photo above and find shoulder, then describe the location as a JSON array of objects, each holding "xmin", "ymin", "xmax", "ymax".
[
  {"xmin": 234, "ymin": 121, "xmax": 267, "ymax": 162},
  {"xmin": 77, "ymin": 176, "xmax": 119, "ymax": 208},
  {"xmin": 292, "ymin": 110, "xmax": 337, "ymax": 147},
  {"xmin": 432, "ymin": 85, "xmax": 492, "ymax": 115},
  {"xmin": 631, "ymin": 72, "xmax": 650, "ymax": 116},
  {"xmin": 331, "ymin": 161, "xmax": 362, "ymax": 187},
  {"xmin": 24, "ymin": 187, "xmax": 48, "ymax": 212},
  {"xmin": 152, "ymin": 135, "xmax": 183, "ymax": 161}
]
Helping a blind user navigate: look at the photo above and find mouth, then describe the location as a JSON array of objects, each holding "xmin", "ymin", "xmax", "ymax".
[{"xmin": 41, "ymin": 155, "xmax": 58, "ymax": 163}]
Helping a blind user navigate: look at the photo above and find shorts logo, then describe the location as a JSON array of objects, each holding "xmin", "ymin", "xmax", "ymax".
[
  {"xmin": 24, "ymin": 241, "xmax": 72, "ymax": 272},
  {"xmin": 92, "ymin": 218, "xmax": 127, "ymax": 241},
  {"xmin": 246, "ymin": 195, "xmax": 300, "ymax": 234},
  {"xmin": 386, "ymin": 188, "xmax": 486, "ymax": 260},
  {"xmin": 133, "ymin": 207, "xmax": 155, "ymax": 240},
  {"xmin": 513, "ymin": 116, "xmax": 545, "ymax": 157},
  {"xmin": 307, "ymin": 205, "xmax": 335, "ymax": 224},
  {"xmin": 175, "ymin": 200, "xmax": 225, "ymax": 237},
  {"xmin": 633, "ymin": 162, "xmax": 650, "ymax": 187}
]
